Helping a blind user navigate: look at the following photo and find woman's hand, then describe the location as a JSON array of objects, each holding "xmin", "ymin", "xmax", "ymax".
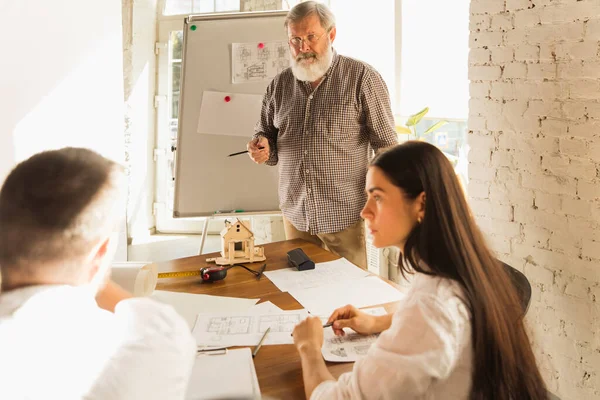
[
  {"xmin": 327, "ymin": 304, "xmax": 389, "ymax": 336},
  {"xmin": 293, "ymin": 316, "xmax": 324, "ymax": 353}
]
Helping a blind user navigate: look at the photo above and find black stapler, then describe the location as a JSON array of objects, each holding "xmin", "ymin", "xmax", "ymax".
[{"xmin": 287, "ymin": 248, "xmax": 315, "ymax": 271}]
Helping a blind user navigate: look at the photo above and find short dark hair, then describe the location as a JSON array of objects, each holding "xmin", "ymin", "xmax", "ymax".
[{"xmin": 0, "ymin": 147, "xmax": 123, "ymax": 279}]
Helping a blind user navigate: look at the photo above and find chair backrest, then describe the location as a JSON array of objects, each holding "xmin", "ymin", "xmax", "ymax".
[{"xmin": 499, "ymin": 261, "xmax": 532, "ymax": 317}]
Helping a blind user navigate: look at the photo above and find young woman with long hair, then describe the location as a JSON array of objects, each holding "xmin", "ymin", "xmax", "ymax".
[{"xmin": 292, "ymin": 141, "xmax": 548, "ymax": 399}]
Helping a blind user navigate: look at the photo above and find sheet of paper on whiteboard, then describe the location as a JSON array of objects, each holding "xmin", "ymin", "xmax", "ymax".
[
  {"xmin": 231, "ymin": 41, "xmax": 290, "ymax": 84},
  {"xmin": 197, "ymin": 90, "xmax": 263, "ymax": 137}
]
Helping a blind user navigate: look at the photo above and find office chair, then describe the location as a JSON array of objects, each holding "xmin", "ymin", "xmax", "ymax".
[{"xmin": 498, "ymin": 260, "xmax": 532, "ymax": 317}]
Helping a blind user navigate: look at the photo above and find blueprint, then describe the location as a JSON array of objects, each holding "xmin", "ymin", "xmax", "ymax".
[
  {"xmin": 193, "ymin": 309, "xmax": 309, "ymax": 346},
  {"xmin": 321, "ymin": 307, "xmax": 387, "ymax": 362},
  {"xmin": 232, "ymin": 41, "xmax": 290, "ymax": 83}
]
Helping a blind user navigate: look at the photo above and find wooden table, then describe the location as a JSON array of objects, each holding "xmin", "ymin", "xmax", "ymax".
[{"xmin": 154, "ymin": 238, "xmax": 399, "ymax": 400}]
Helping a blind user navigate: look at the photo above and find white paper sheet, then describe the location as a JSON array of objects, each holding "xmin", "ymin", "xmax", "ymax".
[
  {"xmin": 151, "ymin": 290, "xmax": 260, "ymax": 329},
  {"xmin": 321, "ymin": 307, "xmax": 387, "ymax": 362},
  {"xmin": 192, "ymin": 309, "xmax": 309, "ymax": 347},
  {"xmin": 196, "ymin": 90, "xmax": 263, "ymax": 137},
  {"xmin": 289, "ymin": 276, "xmax": 405, "ymax": 316},
  {"xmin": 248, "ymin": 300, "xmax": 283, "ymax": 314},
  {"xmin": 111, "ymin": 262, "xmax": 157, "ymax": 297},
  {"xmin": 186, "ymin": 348, "xmax": 261, "ymax": 400},
  {"xmin": 263, "ymin": 258, "xmax": 370, "ymax": 292},
  {"xmin": 231, "ymin": 41, "xmax": 290, "ymax": 84}
]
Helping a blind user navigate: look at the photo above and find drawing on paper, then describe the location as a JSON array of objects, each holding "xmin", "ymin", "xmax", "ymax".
[
  {"xmin": 322, "ymin": 330, "xmax": 381, "ymax": 362},
  {"xmin": 258, "ymin": 314, "xmax": 303, "ymax": 333},
  {"xmin": 331, "ymin": 348, "xmax": 348, "ymax": 358},
  {"xmin": 207, "ymin": 316, "xmax": 252, "ymax": 335},
  {"xmin": 232, "ymin": 41, "xmax": 290, "ymax": 84}
]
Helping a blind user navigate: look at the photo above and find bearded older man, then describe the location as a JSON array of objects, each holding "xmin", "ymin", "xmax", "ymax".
[{"xmin": 246, "ymin": 1, "xmax": 397, "ymax": 269}]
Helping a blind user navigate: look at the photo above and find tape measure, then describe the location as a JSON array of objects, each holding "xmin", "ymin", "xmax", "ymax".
[{"xmin": 157, "ymin": 270, "xmax": 201, "ymax": 279}]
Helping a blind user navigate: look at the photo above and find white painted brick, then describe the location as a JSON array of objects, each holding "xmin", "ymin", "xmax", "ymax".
[
  {"xmin": 515, "ymin": 44, "xmax": 540, "ymax": 61},
  {"xmin": 470, "ymin": 82, "xmax": 491, "ymax": 98},
  {"xmin": 469, "ymin": 199, "xmax": 514, "ymax": 220},
  {"xmin": 541, "ymin": 119, "xmax": 569, "ymax": 137},
  {"xmin": 566, "ymin": 257, "xmax": 599, "ymax": 287},
  {"xmin": 503, "ymin": 62, "xmax": 528, "ymax": 78},
  {"xmin": 589, "ymin": 140, "xmax": 600, "ymax": 161},
  {"xmin": 468, "ymin": 115, "xmax": 487, "ymax": 130},
  {"xmin": 514, "ymin": 206, "xmax": 571, "ymax": 231},
  {"xmin": 564, "ymin": 277, "xmax": 590, "ymax": 300},
  {"xmin": 526, "ymin": 23, "xmax": 585, "ymax": 45},
  {"xmin": 554, "ymin": 41, "xmax": 600, "ymax": 61},
  {"xmin": 521, "ymin": 224, "xmax": 552, "ymax": 248},
  {"xmin": 586, "ymin": 18, "xmax": 600, "ymax": 40},
  {"xmin": 565, "ymin": 157, "xmax": 598, "ymax": 181},
  {"xmin": 506, "ymin": 0, "xmax": 532, "ymax": 13},
  {"xmin": 496, "ymin": 166, "xmax": 520, "ymax": 184},
  {"xmin": 549, "ymin": 230, "xmax": 581, "ymax": 257},
  {"xmin": 527, "ymin": 63, "xmax": 558, "ymax": 80},
  {"xmin": 540, "ymin": 3, "xmax": 600, "ymax": 25},
  {"xmin": 568, "ymin": 217, "xmax": 600, "ymax": 243},
  {"xmin": 562, "ymin": 196, "xmax": 593, "ymax": 218},
  {"xmin": 523, "ymin": 172, "xmax": 577, "ymax": 195},
  {"xmin": 498, "ymin": 131, "xmax": 559, "ymax": 153},
  {"xmin": 469, "ymin": 162, "xmax": 496, "ymax": 181},
  {"xmin": 469, "ymin": 148, "xmax": 492, "ymax": 165},
  {"xmin": 491, "ymin": 149, "xmax": 514, "ymax": 168},
  {"xmin": 559, "ymin": 61, "xmax": 600, "ymax": 80},
  {"xmin": 578, "ymin": 180, "xmax": 600, "ymax": 201},
  {"xmin": 582, "ymin": 239, "xmax": 600, "ymax": 260},
  {"xmin": 468, "ymin": 180, "xmax": 490, "ymax": 199},
  {"xmin": 534, "ymin": 191, "xmax": 562, "ymax": 212},
  {"xmin": 504, "ymin": 28, "xmax": 530, "ymax": 46},
  {"xmin": 468, "ymin": 132, "xmax": 496, "ymax": 149},
  {"xmin": 490, "ymin": 82, "xmax": 517, "ymax": 99},
  {"xmin": 585, "ymin": 102, "xmax": 600, "ymax": 119},
  {"xmin": 469, "ymin": 98, "xmax": 503, "ymax": 115},
  {"xmin": 509, "ymin": 115, "xmax": 542, "ymax": 132},
  {"xmin": 514, "ymin": 8, "xmax": 541, "ymax": 28},
  {"xmin": 470, "ymin": 14, "xmax": 491, "ymax": 31},
  {"xmin": 513, "ymin": 150, "xmax": 542, "ymax": 171},
  {"xmin": 468, "ymin": 65, "xmax": 503, "ymax": 81},
  {"xmin": 470, "ymin": 31, "xmax": 504, "ymax": 48},
  {"xmin": 489, "ymin": 181, "xmax": 535, "ymax": 206},
  {"xmin": 491, "ymin": 47, "xmax": 515, "ymax": 63},
  {"xmin": 469, "ymin": 48, "xmax": 491, "ymax": 65},
  {"xmin": 487, "ymin": 234, "xmax": 512, "ymax": 254},
  {"xmin": 491, "ymin": 14, "xmax": 513, "ymax": 31},
  {"xmin": 569, "ymin": 80, "xmax": 600, "ymax": 100},
  {"xmin": 524, "ymin": 262, "xmax": 555, "ymax": 286},
  {"xmin": 470, "ymin": 0, "xmax": 505, "ymax": 15},
  {"xmin": 525, "ymin": 100, "xmax": 563, "ymax": 119},
  {"xmin": 559, "ymin": 137, "xmax": 589, "ymax": 158}
]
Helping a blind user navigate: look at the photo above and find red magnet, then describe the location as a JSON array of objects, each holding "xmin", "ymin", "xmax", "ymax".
[
  {"xmin": 224, "ymin": 96, "xmax": 231, "ymax": 102},
  {"xmin": 258, "ymin": 42, "xmax": 265, "ymax": 49}
]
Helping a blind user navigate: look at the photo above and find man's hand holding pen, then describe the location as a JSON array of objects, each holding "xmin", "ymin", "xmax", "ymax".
[{"xmin": 247, "ymin": 136, "xmax": 269, "ymax": 164}]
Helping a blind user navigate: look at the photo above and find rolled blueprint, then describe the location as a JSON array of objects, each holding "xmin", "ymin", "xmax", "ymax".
[{"xmin": 111, "ymin": 262, "xmax": 157, "ymax": 297}]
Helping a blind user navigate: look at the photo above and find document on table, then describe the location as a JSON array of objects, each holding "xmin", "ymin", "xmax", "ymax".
[
  {"xmin": 186, "ymin": 348, "xmax": 260, "ymax": 400},
  {"xmin": 263, "ymin": 258, "xmax": 370, "ymax": 292},
  {"xmin": 321, "ymin": 307, "xmax": 387, "ymax": 363},
  {"xmin": 248, "ymin": 300, "xmax": 283, "ymax": 314},
  {"xmin": 289, "ymin": 276, "xmax": 404, "ymax": 316},
  {"xmin": 192, "ymin": 309, "xmax": 309, "ymax": 347},
  {"xmin": 151, "ymin": 290, "xmax": 259, "ymax": 329}
]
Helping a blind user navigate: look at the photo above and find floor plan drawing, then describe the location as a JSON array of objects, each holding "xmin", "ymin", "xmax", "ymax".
[
  {"xmin": 193, "ymin": 310, "xmax": 309, "ymax": 347},
  {"xmin": 232, "ymin": 41, "xmax": 290, "ymax": 83}
]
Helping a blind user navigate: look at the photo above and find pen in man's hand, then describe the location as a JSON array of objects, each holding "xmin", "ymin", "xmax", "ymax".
[
  {"xmin": 228, "ymin": 146, "xmax": 265, "ymax": 157},
  {"xmin": 252, "ymin": 327, "xmax": 270, "ymax": 358}
]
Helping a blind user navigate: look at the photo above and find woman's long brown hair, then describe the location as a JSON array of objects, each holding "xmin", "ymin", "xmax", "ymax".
[{"xmin": 372, "ymin": 141, "xmax": 547, "ymax": 399}]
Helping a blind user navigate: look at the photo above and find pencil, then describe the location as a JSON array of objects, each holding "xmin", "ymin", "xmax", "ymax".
[
  {"xmin": 227, "ymin": 150, "xmax": 249, "ymax": 157},
  {"xmin": 252, "ymin": 327, "xmax": 270, "ymax": 358}
]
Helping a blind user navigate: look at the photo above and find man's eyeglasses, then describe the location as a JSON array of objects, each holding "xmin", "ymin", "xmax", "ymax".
[{"xmin": 288, "ymin": 31, "xmax": 329, "ymax": 48}]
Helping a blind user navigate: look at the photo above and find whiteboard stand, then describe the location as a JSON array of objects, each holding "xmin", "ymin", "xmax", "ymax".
[{"xmin": 198, "ymin": 211, "xmax": 282, "ymax": 255}]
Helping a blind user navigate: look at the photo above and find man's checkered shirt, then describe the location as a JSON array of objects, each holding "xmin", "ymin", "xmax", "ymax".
[{"xmin": 254, "ymin": 51, "xmax": 398, "ymax": 234}]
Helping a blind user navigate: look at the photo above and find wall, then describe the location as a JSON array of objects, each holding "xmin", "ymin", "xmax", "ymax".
[
  {"xmin": 0, "ymin": 0, "xmax": 127, "ymax": 260},
  {"xmin": 468, "ymin": 0, "xmax": 600, "ymax": 398},
  {"xmin": 122, "ymin": 0, "xmax": 159, "ymax": 241}
]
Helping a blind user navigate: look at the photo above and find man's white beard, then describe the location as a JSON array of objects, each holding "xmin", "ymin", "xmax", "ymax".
[{"xmin": 290, "ymin": 43, "xmax": 334, "ymax": 82}]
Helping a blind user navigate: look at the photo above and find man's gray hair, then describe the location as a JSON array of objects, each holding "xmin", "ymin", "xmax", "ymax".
[{"xmin": 284, "ymin": 1, "xmax": 336, "ymax": 31}]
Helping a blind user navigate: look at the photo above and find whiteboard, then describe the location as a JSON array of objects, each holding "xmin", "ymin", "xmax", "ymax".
[{"xmin": 173, "ymin": 11, "xmax": 288, "ymax": 217}]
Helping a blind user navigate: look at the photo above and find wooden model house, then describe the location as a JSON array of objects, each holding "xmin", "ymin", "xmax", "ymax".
[{"xmin": 206, "ymin": 218, "xmax": 266, "ymax": 265}]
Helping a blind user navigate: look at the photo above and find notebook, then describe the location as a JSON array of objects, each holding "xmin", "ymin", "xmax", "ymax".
[{"xmin": 186, "ymin": 348, "xmax": 261, "ymax": 400}]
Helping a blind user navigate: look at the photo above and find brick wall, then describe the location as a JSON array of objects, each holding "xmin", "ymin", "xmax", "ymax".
[{"xmin": 468, "ymin": 0, "xmax": 600, "ymax": 398}]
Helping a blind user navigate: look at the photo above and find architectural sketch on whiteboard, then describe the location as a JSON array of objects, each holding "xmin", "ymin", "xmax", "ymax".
[
  {"xmin": 240, "ymin": 0, "xmax": 282, "ymax": 12},
  {"xmin": 232, "ymin": 41, "xmax": 290, "ymax": 83}
]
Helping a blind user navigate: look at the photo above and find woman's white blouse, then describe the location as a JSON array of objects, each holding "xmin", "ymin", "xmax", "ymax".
[{"xmin": 312, "ymin": 274, "xmax": 473, "ymax": 400}]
